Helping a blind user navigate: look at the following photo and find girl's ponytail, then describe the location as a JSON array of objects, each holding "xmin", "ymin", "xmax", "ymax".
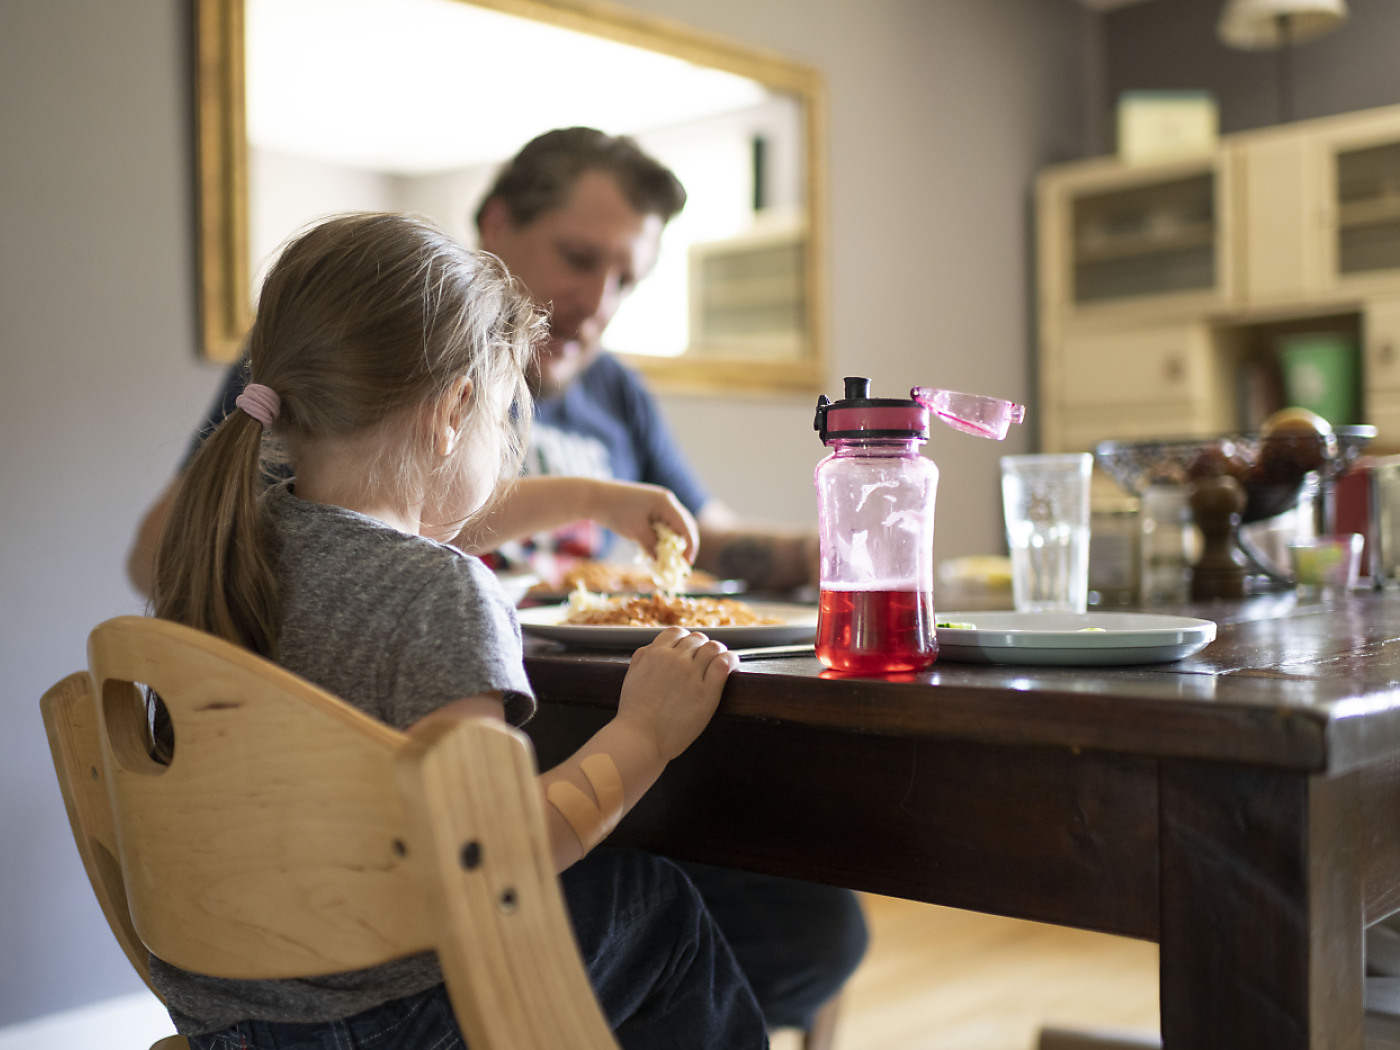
[
  {"xmin": 152, "ymin": 402, "xmax": 280, "ymax": 658},
  {"xmin": 151, "ymin": 212, "xmax": 542, "ymax": 661}
]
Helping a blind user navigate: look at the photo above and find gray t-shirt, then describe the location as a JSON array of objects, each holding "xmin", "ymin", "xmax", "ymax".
[{"xmin": 151, "ymin": 482, "xmax": 536, "ymax": 1035}]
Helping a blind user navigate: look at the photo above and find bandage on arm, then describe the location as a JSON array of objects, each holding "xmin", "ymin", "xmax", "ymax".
[{"xmin": 546, "ymin": 753, "xmax": 625, "ymax": 855}]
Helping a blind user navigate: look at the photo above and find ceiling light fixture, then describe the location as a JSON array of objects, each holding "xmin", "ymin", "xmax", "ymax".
[{"xmin": 1217, "ymin": 0, "xmax": 1349, "ymax": 122}]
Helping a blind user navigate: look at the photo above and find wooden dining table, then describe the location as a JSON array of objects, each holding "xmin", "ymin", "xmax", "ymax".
[{"xmin": 521, "ymin": 590, "xmax": 1400, "ymax": 1049}]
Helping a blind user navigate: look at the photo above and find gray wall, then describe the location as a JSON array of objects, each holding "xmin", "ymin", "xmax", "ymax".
[
  {"xmin": 1102, "ymin": 0, "xmax": 1400, "ymax": 137},
  {"xmin": 0, "ymin": 0, "xmax": 1093, "ymax": 1026},
  {"xmin": 647, "ymin": 0, "xmax": 1095, "ymax": 551},
  {"xmin": 1, "ymin": 0, "xmax": 233, "ymax": 1025}
]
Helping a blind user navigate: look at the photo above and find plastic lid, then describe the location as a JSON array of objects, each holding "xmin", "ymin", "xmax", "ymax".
[
  {"xmin": 814, "ymin": 377, "xmax": 929, "ymax": 444},
  {"xmin": 911, "ymin": 387, "xmax": 1026, "ymax": 440}
]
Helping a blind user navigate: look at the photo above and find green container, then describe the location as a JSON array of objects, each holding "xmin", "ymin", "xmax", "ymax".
[{"xmin": 1278, "ymin": 334, "xmax": 1360, "ymax": 426}]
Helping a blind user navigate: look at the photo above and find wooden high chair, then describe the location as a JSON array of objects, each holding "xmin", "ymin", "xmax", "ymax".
[{"xmin": 41, "ymin": 615, "xmax": 620, "ymax": 1050}]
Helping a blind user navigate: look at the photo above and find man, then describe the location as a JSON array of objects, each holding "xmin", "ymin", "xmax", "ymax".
[
  {"xmin": 473, "ymin": 126, "xmax": 818, "ymax": 587},
  {"xmin": 127, "ymin": 128, "xmax": 865, "ymax": 1036}
]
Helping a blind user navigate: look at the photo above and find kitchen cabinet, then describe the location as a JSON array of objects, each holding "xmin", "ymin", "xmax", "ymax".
[
  {"xmin": 1046, "ymin": 323, "xmax": 1232, "ymax": 452},
  {"xmin": 1036, "ymin": 154, "xmax": 1234, "ymax": 326},
  {"xmin": 1331, "ymin": 131, "xmax": 1400, "ymax": 292},
  {"xmin": 1366, "ymin": 297, "xmax": 1400, "ymax": 439},
  {"xmin": 1037, "ymin": 103, "xmax": 1400, "ymax": 453},
  {"xmin": 1235, "ymin": 106, "xmax": 1400, "ymax": 307},
  {"xmin": 1232, "ymin": 130, "xmax": 1322, "ymax": 307}
]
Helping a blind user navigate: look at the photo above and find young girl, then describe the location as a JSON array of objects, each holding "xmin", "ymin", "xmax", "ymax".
[{"xmin": 150, "ymin": 212, "xmax": 767, "ymax": 1050}]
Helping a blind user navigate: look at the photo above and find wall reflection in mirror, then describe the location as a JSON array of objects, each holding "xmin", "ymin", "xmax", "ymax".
[{"xmin": 215, "ymin": 0, "xmax": 824, "ymax": 387}]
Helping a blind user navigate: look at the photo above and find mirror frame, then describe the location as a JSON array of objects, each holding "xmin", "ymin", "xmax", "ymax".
[{"xmin": 194, "ymin": 0, "xmax": 829, "ymax": 395}]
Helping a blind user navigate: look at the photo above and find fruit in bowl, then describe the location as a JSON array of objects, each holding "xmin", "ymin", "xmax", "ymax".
[
  {"xmin": 1251, "ymin": 407, "xmax": 1338, "ymax": 482},
  {"xmin": 1185, "ymin": 439, "xmax": 1251, "ymax": 483},
  {"xmin": 1236, "ymin": 407, "xmax": 1338, "ymax": 520},
  {"xmin": 1095, "ymin": 410, "xmax": 1372, "ymax": 525}
]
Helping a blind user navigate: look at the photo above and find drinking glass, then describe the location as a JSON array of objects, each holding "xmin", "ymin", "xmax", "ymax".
[{"xmin": 1000, "ymin": 453, "xmax": 1092, "ymax": 614}]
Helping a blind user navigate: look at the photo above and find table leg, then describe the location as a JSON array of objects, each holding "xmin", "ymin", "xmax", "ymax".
[{"xmin": 1159, "ymin": 762, "xmax": 1363, "ymax": 1049}]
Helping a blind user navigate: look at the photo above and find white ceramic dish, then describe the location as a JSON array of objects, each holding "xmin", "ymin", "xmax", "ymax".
[
  {"xmin": 517, "ymin": 602, "xmax": 818, "ymax": 651},
  {"xmin": 523, "ymin": 578, "xmax": 746, "ymax": 605},
  {"xmin": 934, "ymin": 611, "xmax": 1216, "ymax": 666}
]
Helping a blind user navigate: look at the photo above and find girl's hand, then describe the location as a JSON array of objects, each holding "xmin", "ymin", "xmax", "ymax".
[
  {"xmin": 587, "ymin": 481, "xmax": 699, "ymax": 563},
  {"xmin": 615, "ymin": 627, "xmax": 738, "ymax": 762}
]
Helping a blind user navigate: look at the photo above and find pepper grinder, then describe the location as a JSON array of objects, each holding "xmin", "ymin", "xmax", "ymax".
[{"xmin": 1189, "ymin": 473, "xmax": 1248, "ymax": 600}]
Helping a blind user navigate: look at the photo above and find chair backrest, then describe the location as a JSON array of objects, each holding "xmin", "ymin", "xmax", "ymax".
[
  {"xmin": 44, "ymin": 615, "xmax": 618, "ymax": 1050},
  {"xmin": 42, "ymin": 670, "xmax": 160, "ymax": 997}
]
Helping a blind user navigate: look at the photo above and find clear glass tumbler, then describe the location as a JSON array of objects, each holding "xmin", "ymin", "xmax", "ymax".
[{"xmin": 1000, "ymin": 453, "xmax": 1092, "ymax": 614}]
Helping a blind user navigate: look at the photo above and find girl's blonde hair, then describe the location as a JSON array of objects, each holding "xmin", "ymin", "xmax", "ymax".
[{"xmin": 153, "ymin": 212, "xmax": 544, "ymax": 658}]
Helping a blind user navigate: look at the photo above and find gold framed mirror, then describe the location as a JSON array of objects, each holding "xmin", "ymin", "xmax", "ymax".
[{"xmin": 194, "ymin": 0, "xmax": 828, "ymax": 395}]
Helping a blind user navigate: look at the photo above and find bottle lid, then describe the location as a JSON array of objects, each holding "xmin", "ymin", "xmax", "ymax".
[
  {"xmin": 911, "ymin": 387, "xmax": 1026, "ymax": 440},
  {"xmin": 814, "ymin": 377, "xmax": 928, "ymax": 444}
]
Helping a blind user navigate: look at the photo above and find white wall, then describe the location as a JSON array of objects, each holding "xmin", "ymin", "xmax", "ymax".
[
  {"xmin": 1, "ymin": 0, "xmax": 230, "ymax": 1025},
  {"xmin": 0, "ymin": 0, "xmax": 1092, "ymax": 1027}
]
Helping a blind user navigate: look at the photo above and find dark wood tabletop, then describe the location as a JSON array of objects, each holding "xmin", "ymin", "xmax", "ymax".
[{"xmin": 523, "ymin": 590, "xmax": 1400, "ymax": 1049}]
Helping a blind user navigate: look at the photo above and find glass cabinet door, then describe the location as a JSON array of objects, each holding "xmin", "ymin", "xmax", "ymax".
[
  {"xmin": 1336, "ymin": 140, "xmax": 1400, "ymax": 277},
  {"xmin": 1071, "ymin": 172, "xmax": 1218, "ymax": 305}
]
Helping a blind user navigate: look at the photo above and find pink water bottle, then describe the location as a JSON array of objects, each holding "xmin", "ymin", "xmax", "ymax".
[
  {"xmin": 813, "ymin": 378, "xmax": 941, "ymax": 674},
  {"xmin": 813, "ymin": 378, "xmax": 1025, "ymax": 674}
]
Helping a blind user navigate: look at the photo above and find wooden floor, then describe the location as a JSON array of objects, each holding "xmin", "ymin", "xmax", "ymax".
[{"xmin": 774, "ymin": 894, "xmax": 1161, "ymax": 1050}]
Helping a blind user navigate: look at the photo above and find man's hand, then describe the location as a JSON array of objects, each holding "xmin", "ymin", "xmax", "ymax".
[
  {"xmin": 585, "ymin": 480, "xmax": 699, "ymax": 563},
  {"xmin": 696, "ymin": 503, "xmax": 819, "ymax": 592}
]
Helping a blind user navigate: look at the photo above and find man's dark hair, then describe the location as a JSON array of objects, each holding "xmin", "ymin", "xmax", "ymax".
[{"xmin": 475, "ymin": 127, "xmax": 687, "ymax": 231}]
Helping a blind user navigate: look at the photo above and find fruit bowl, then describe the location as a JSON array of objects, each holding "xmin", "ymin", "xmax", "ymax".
[{"xmin": 1095, "ymin": 426, "xmax": 1376, "ymax": 524}]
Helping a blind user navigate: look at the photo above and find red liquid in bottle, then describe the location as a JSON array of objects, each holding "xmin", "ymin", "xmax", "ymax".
[{"xmin": 815, "ymin": 588, "xmax": 938, "ymax": 674}]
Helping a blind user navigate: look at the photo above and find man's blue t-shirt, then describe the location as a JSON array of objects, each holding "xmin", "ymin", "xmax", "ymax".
[
  {"xmin": 528, "ymin": 353, "xmax": 708, "ymax": 512},
  {"xmin": 189, "ymin": 353, "xmax": 710, "ymax": 558}
]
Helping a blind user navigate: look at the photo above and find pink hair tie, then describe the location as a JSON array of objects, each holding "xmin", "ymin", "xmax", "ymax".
[{"xmin": 235, "ymin": 383, "xmax": 281, "ymax": 429}]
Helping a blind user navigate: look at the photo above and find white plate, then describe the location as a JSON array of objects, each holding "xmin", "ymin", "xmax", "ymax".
[
  {"xmin": 523, "ymin": 578, "xmax": 746, "ymax": 605},
  {"xmin": 934, "ymin": 611, "xmax": 1216, "ymax": 666},
  {"xmin": 518, "ymin": 602, "xmax": 819, "ymax": 651}
]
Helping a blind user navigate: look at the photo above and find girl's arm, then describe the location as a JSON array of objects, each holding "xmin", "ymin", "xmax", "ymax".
[
  {"xmin": 406, "ymin": 627, "xmax": 735, "ymax": 873},
  {"xmin": 454, "ymin": 477, "xmax": 699, "ymax": 562}
]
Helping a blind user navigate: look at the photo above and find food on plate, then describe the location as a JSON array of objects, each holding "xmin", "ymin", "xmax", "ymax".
[
  {"xmin": 562, "ymin": 590, "xmax": 782, "ymax": 628},
  {"xmin": 647, "ymin": 522, "xmax": 691, "ymax": 595},
  {"xmin": 939, "ymin": 555, "xmax": 1012, "ymax": 588},
  {"xmin": 525, "ymin": 522, "xmax": 710, "ymax": 598},
  {"xmin": 526, "ymin": 561, "xmax": 720, "ymax": 597},
  {"xmin": 935, "ymin": 620, "xmax": 977, "ymax": 630},
  {"xmin": 555, "ymin": 521, "xmax": 776, "ymax": 628}
]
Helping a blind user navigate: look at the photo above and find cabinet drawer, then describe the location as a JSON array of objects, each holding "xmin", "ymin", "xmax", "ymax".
[{"xmin": 1061, "ymin": 326, "xmax": 1211, "ymax": 408}]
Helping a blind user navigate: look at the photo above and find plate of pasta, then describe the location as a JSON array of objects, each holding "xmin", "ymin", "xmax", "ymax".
[
  {"xmin": 522, "ymin": 562, "xmax": 744, "ymax": 604},
  {"xmin": 517, "ymin": 595, "xmax": 819, "ymax": 650}
]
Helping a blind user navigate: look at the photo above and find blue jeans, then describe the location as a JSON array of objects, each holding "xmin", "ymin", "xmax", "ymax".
[
  {"xmin": 676, "ymin": 861, "xmax": 869, "ymax": 1031},
  {"xmin": 186, "ymin": 847, "xmax": 768, "ymax": 1050}
]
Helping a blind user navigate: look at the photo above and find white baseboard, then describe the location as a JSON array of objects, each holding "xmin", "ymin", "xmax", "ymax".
[{"xmin": 0, "ymin": 993, "xmax": 174, "ymax": 1050}]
